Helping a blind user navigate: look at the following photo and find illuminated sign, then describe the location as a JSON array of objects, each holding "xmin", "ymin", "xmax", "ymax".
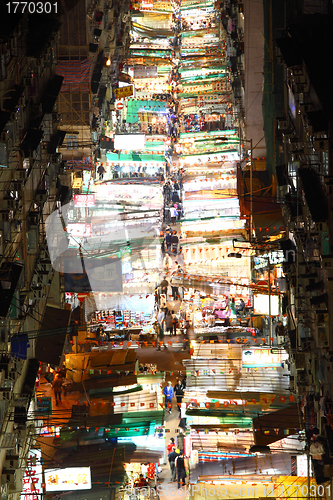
[
  {"xmin": 74, "ymin": 194, "xmax": 95, "ymax": 207},
  {"xmin": 253, "ymin": 251, "xmax": 285, "ymax": 269},
  {"xmin": 45, "ymin": 467, "xmax": 91, "ymax": 491},
  {"xmin": 114, "ymin": 134, "xmax": 146, "ymax": 151},
  {"xmin": 242, "ymin": 348, "xmax": 286, "ymax": 367},
  {"xmin": 297, "ymin": 454, "xmax": 312, "ymax": 477},
  {"xmin": 39, "ymin": 426, "xmax": 60, "ymax": 437},
  {"xmin": 21, "ymin": 449, "xmax": 43, "ymax": 500},
  {"xmin": 253, "ymin": 293, "xmax": 279, "ymax": 316},
  {"xmin": 114, "ymin": 85, "xmax": 134, "ymax": 99}
]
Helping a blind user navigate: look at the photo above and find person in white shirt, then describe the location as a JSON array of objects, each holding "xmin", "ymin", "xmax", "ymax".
[{"xmin": 163, "ymin": 253, "xmax": 172, "ymax": 271}]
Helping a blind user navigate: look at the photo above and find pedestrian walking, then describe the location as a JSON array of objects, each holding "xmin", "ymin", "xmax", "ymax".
[
  {"xmin": 167, "ymin": 437, "xmax": 176, "ymax": 454},
  {"xmin": 97, "ymin": 164, "xmax": 105, "ymax": 181},
  {"xmin": 168, "ymin": 448, "xmax": 179, "ymax": 482},
  {"xmin": 157, "ymin": 308, "xmax": 166, "ymax": 351},
  {"xmin": 165, "ymin": 310, "xmax": 173, "ymax": 335},
  {"xmin": 172, "ymin": 310, "xmax": 179, "ymax": 335},
  {"xmin": 174, "ymin": 379, "xmax": 185, "ymax": 412},
  {"xmin": 165, "ymin": 232, "xmax": 172, "ymax": 252},
  {"xmin": 163, "ymin": 252, "xmax": 172, "ymax": 271},
  {"xmin": 52, "ymin": 372, "xmax": 63, "ymax": 406},
  {"xmin": 163, "ymin": 381, "xmax": 174, "ymax": 413},
  {"xmin": 175, "ymin": 451, "xmax": 186, "ymax": 488},
  {"xmin": 170, "ymin": 205, "xmax": 178, "ymax": 223},
  {"xmin": 170, "ymin": 276, "xmax": 179, "ymax": 301},
  {"xmin": 160, "ymin": 277, "xmax": 169, "ymax": 297},
  {"xmin": 171, "ymin": 232, "xmax": 179, "ymax": 254}
]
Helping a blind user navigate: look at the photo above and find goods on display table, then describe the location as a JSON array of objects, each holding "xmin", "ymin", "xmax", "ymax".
[
  {"xmin": 90, "ymin": 309, "xmax": 152, "ymax": 330},
  {"xmin": 194, "ymin": 326, "xmax": 259, "ymax": 342},
  {"xmin": 122, "ymin": 462, "xmax": 158, "ymax": 500}
]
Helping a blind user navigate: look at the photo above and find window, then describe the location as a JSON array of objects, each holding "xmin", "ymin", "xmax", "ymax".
[
  {"xmin": 0, "ymin": 143, "xmax": 8, "ymax": 168},
  {"xmin": 66, "ymin": 135, "xmax": 78, "ymax": 149},
  {"xmin": 322, "ymin": 151, "xmax": 329, "ymax": 176},
  {"xmin": 288, "ymin": 160, "xmax": 299, "ymax": 189}
]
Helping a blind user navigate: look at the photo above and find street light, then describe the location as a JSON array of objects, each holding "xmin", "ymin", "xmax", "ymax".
[{"xmin": 228, "ymin": 251, "xmax": 273, "ymax": 346}]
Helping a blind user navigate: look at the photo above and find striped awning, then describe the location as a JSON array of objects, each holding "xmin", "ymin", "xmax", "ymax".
[{"xmin": 56, "ymin": 59, "xmax": 91, "ymax": 92}]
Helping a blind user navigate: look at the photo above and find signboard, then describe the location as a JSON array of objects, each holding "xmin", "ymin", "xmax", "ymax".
[
  {"xmin": 21, "ymin": 449, "xmax": 43, "ymax": 500},
  {"xmin": 253, "ymin": 251, "xmax": 285, "ymax": 268},
  {"xmin": 37, "ymin": 397, "xmax": 52, "ymax": 416},
  {"xmin": 212, "ymin": 81, "xmax": 232, "ymax": 92},
  {"xmin": 95, "ymin": 182, "xmax": 163, "ymax": 208},
  {"xmin": 114, "ymin": 134, "xmax": 146, "ymax": 151},
  {"xmin": 74, "ymin": 195, "xmax": 95, "ymax": 208},
  {"xmin": 45, "ymin": 467, "xmax": 91, "ymax": 492},
  {"xmin": 141, "ymin": 0, "xmax": 154, "ymax": 7},
  {"xmin": 115, "ymin": 101, "xmax": 124, "ymax": 110},
  {"xmin": 205, "ymin": 114, "xmax": 221, "ymax": 122},
  {"xmin": 296, "ymin": 454, "xmax": 312, "ymax": 477},
  {"xmin": 242, "ymin": 348, "xmax": 285, "ymax": 368},
  {"xmin": 133, "ymin": 66, "xmax": 158, "ymax": 78},
  {"xmin": 253, "ymin": 294, "xmax": 279, "ymax": 316},
  {"xmin": 114, "ymin": 85, "xmax": 133, "ymax": 99},
  {"xmin": 197, "ymin": 95, "xmax": 229, "ymax": 105}
]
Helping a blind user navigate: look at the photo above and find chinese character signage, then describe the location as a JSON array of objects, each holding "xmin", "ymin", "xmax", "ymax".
[
  {"xmin": 114, "ymin": 85, "xmax": 133, "ymax": 99},
  {"xmin": 21, "ymin": 449, "xmax": 43, "ymax": 500},
  {"xmin": 74, "ymin": 194, "xmax": 95, "ymax": 207},
  {"xmin": 45, "ymin": 467, "xmax": 91, "ymax": 491}
]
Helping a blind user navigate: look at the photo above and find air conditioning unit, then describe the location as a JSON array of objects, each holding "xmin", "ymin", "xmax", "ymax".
[
  {"xmin": 32, "ymin": 103, "xmax": 42, "ymax": 115},
  {"xmin": 39, "ymin": 262, "xmax": 52, "ymax": 272},
  {"xmin": 277, "ymin": 119, "xmax": 289, "ymax": 131},
  {"xmin": 24, "ymin": 151, "xmax": 35, "ymax": 160},
  {"xmin": 33, "ymin": 289, "xmax": 44, "ymax": 299},
  {"xmin": 51, "ymin": 153, "xmax": 61, "ymax": 163},
  {"xmin": 3, "ymin": 199, "xmax": 16, "ymax": 210},
  {"xmin": 294, "ymin": 84, "xmax": 308, "ymax": 94},
  {"xmin": 4, "ymin": 455, "xmax": 19, "ymax": 469},
  {"xmin": 0, "ymin": 211, "xmax": 9, "ymax": 222},
  {"xmin": 0, "ymin": 131, "xmax": 8, "ymax": 142},
  {"xmin": 291, "ymin": 67, "xmax": 304, "ymax": 77},
  {"xmin": 36, "ymin": 55, "xmax": 46, "ymax": 66},
  {"xmin": 23, "ymin": 77, "xmax": 32, "ymax": 86},
  {"xmin": 57, "ymin": 161, "xmax": 66, "ymax": 174},
  {"xmin": 321, "ymin": 255, "xmax": 333, "ymax": 268},
  {"xmin": 1, "ymin": 470, "xmax": 15, "ymax": 484},
  {"xmin": 316, "ymin": 324, "xmax": 329, "ymax": 347},
  {"xmin": 313, "ymin": 139, "xmax": 328, "ymax": 151},
  {"xmin": 14, "ymin": 169, "xmax": 27, "ymax": 180},
  {"xmin": 35, "ymin": 190, "xmax": 47, "ymax": 203},
  {"xmin": 294, "ymin": 75, "xmax": 307, "ymax": 85},
  {"xmin": 11, "ymin": 181, "xmax": 23, "ymax": 192},
  {"xmin": 299, "ymin": 103, "xmax": 314, "ymax": 114}
]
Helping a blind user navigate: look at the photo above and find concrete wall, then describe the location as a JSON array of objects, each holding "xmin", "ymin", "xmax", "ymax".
[{"xmin": 244, "ymin": 0, "xmax": 266, "ymax": 158}]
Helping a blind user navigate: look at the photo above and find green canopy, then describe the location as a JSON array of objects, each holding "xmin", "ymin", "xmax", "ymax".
[
  {"xmin": 107, "ymin": 152, "xmax": 165, "ymax": 162},
  {"xmin": 126, "ymin": 99, "xmax": 167, "ymax": 124}
]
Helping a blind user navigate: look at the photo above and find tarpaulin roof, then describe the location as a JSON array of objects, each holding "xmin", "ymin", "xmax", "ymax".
[{"xmin": 253, "ymin": 404, "xmax": 302, "ymax": 446}]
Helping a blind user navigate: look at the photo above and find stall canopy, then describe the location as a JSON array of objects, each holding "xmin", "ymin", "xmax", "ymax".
[
  {"xmin": 126, "ymin": 99, "xmax": 167, "ymax": 124},
  {"xmin": 253, "ymin": 404, "xmax": 302, "ymax": 446},
  {"xmin": 35, "ymin": 306, "xmax": 71, "ymax": 366}
]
